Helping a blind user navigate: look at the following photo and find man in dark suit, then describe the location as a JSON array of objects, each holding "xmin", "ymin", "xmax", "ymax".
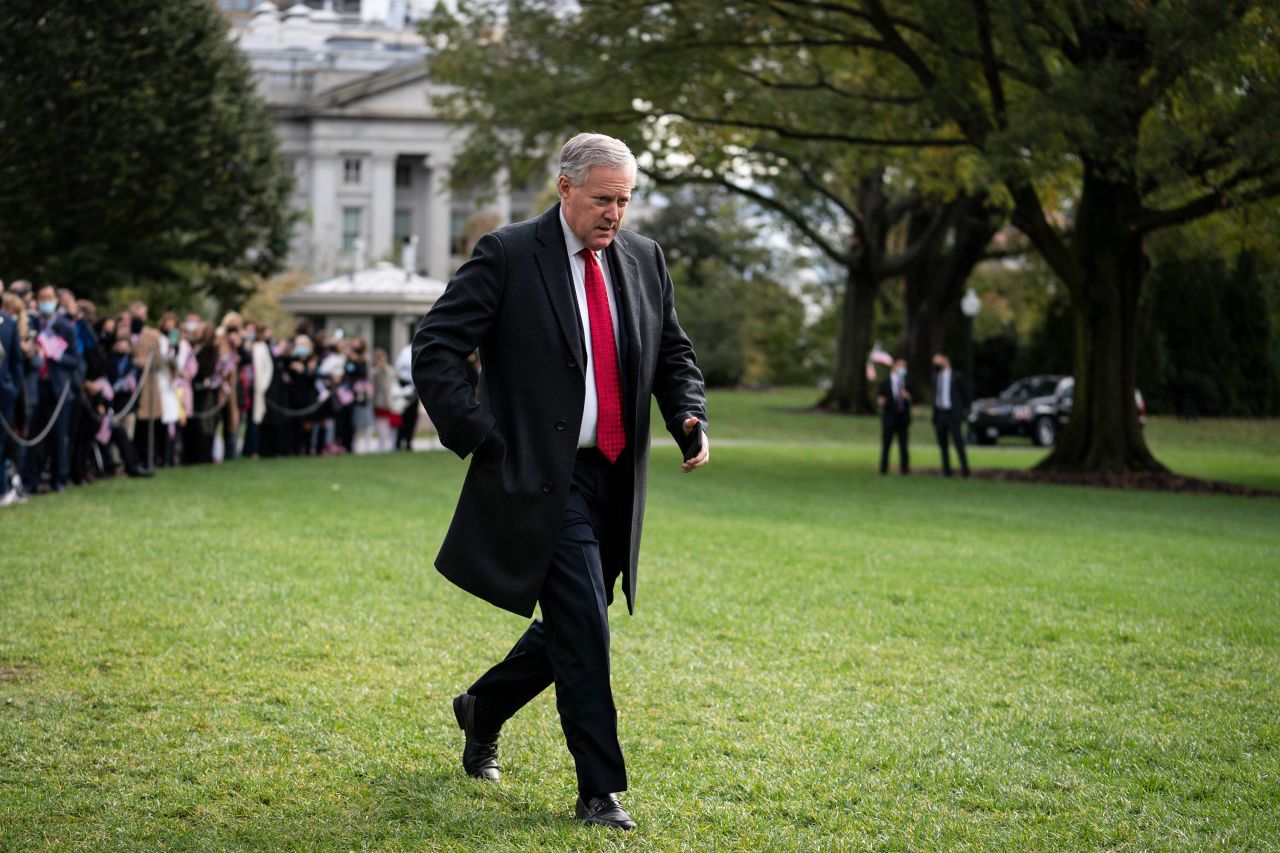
[
  {"xmin": 875, "ymin": 357, "xmax": 913, "ymax": 475},
  {"xmin": 22, "ymin": 284, "xmax": 83, "ymax": 493},
  {"xmin": 412, "ymin": 133, "xmax": 708, "ymax": 832},
  {"xmin": 931, "ymin": 353, "xmax": 971, "ymax": 478}
]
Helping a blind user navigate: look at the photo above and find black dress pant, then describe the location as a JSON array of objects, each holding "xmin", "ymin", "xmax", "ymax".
[
  {"xmin": 466, "ymin": 448, "xmax": 626, "ymax": 798},
  {"xmin": 880, "ymin": 416, "xmax": 910, "ymax": 474},
  {"xmin": 133, "ymin": 418, "xmax": 169, "ymax": 470},
  {"xmin": 396, "ymin": 383, "xmax": 419, "ymax": 449},
  {"xmin": 933, "ymin": 410, "xmax": 970, "ymax": 477}
]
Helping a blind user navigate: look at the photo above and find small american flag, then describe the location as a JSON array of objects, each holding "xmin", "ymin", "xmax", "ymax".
[{"xmin": 38, "ymin": 326, "xmax": 67, "ymax": 362}]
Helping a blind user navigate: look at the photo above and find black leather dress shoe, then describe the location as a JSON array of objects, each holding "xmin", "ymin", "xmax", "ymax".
[
  {"xmin": 452, "ymin": 693, "xmax": 500, "ymax": 781},
  {"xmin": 575, "ymin": 794, "xmax": 636, "ymax": 830}
]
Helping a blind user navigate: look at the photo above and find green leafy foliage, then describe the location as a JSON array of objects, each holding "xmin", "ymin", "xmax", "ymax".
[
  {"xmin": 637, "ymin": 188, "xmax": 822, "ymax": 387},
  {"xmin": 0, "ymin": 0, "xmax": 295, "ymax": 305},
  {"xmin": 1139, "ymin": 252, "xmax": 1277, "ymax": 417}
]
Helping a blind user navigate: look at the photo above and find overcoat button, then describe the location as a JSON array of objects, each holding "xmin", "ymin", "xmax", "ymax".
[
  {"xmin": 555, "ymin": 419, "xmax": 566, "ymax": 431},
  {"xmin": 566, "ymin": 357, "xmax": 576, "ymax": 368},
  {"xmin": 541, "ymin": 482, "xmax": 553, "ymax": 494}
]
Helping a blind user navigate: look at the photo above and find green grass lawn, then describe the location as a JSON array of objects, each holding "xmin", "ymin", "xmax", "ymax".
[
  {"xmin": 2, "ymin": 391, "xmax": 1278, "ymax": 849},
  {"xmin": 704, "ymin": 387, "xmax": 1280, "ymax": 491}
]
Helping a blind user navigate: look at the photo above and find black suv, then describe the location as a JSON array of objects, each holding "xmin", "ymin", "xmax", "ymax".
[{"xmin": 968, "ymin": 376, "xmax": 1146, "ymax": 447}]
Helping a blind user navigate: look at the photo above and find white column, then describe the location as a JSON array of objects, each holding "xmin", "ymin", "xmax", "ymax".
[
  {"xmin": 370, "ymin": 156, "xmax": 395, "ymax": 264},
  {"xmin": 310, "ymin": 155, "xmax": 339, "ymax": 277},
  {"xmin": 495, "ymin": 166, "xmax": 512, "ymax": 225},
  {"xmin": 391, "ymin": 314, "xmax": 410, "ymax": 361},
  {"xmin": 425, "ymin": 165, "xmax": 452, "ymax": 282}
]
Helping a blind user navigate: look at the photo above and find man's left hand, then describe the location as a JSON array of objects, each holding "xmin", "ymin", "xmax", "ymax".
[{"xmin": 681, "ymin": 416, "xmax": 709, "ymax": 473}]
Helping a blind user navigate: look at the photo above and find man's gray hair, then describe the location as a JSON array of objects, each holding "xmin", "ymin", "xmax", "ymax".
[{"xmin": 558, "ymin": 133, "xmax": 637, "ymax": 186}]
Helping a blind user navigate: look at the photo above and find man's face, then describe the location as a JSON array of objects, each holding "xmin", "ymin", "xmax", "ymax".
[{"xmin": 558, "ymin": 166, "xmax": 634, "ymax": 252}]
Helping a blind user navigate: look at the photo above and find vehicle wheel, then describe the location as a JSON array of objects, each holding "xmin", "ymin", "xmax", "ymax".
[
  {"xmin": 974, "ymin": 432, "xmax": 995, "ymax": 446},
  {"xmin": 1033, "ymin": 416, "xmax": 1057, "ymax": 447}
]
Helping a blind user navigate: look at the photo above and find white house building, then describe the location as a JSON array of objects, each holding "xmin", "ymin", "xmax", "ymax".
[{"xmin": 230, "ymin": 1, "xmax": 540, "ymax": 282}]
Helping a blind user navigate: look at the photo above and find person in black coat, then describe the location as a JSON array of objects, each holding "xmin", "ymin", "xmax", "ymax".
[
  {"xmin": 0, "ymin": 302, "xmax": 25, "ymax": 499},
  {"xmin": 22, "ymin": 285, "xmax": 83, "ymax": 493},
  {"xmin": 875, "ymin": 357, "xmax": 914, "ymax": 475},
  {"xmin": 930, "ymin": 353, "xmax": 971, "ymax": 478},
  {"xmin": 412, "ymin": 133, "xmax": 707, "ymax": 831}
]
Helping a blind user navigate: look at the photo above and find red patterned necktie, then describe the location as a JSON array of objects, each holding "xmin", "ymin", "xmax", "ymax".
[{"xmin": 579, "ymin": 248, "xmax": 626, "ymax": 462}]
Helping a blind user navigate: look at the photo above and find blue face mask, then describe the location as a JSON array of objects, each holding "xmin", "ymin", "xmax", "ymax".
[
  {"xmin": 295, "ymin": 347, "xmax": 311, "ymax": 359},
  {"xmin": 38, "ymin": 301, "xmax": 57, "ymax": 316}
]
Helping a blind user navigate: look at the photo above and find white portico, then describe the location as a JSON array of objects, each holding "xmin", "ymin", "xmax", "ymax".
[{"xmin": 278, "ymin": 261, "xmax": 447, "ymax": 357}]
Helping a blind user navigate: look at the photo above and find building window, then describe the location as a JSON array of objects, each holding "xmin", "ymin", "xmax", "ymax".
[
  {"xmin": 450, "ymin": 209, "xmax": 469, "ymax": 257},
  {"xmin": 342, "ymin": 207, "xmax": 363, "ymax": 252},
  {"xmin": 343, "ymin": 157, "xmax": 363, "ymax": 186},
  {"xmin": 373, "ymin": 316, "xmax": 392, "ymax": 357},
  {"xmin": 394, "ymin": 209, "xmax": 412, "ymax": 243},
  {"xmin": 395, "ymin": 162, "xmax": 413, "ymax": 188}
]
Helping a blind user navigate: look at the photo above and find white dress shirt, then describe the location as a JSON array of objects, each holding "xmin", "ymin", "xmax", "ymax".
[
  {"xmin": 937, "ymin": 368, "xmax": 952, "ymax": 410},
  {"xmin": 560, "ymin": 209, "xmax": 623, "ymax": 448}
]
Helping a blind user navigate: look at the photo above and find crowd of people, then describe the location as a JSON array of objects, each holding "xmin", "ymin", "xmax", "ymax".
[{"xmin": 0, "ymin": 278, "xmax": 429, "ymax": 506}]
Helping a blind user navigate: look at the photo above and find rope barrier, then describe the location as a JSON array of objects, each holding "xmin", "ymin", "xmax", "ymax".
[
  {"xmin": 264, "ymin": 393, "xmax": 332, "ymax": 418},
  {"xmin": 110, "ymin": 353, "xmax": 155, "ymax": 425},
  {"xmin": 0, "ymin": 382, "xmax": 72, "ymax": 448},
  {"xmin": 188, "ymin": 390, "xmax": 230, "ymax": 420}
]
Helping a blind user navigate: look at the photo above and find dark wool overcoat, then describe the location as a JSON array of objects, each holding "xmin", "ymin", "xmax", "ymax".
[{"xmin": 412, "ymin": 204, "xmax": 707, "ymax": 617}]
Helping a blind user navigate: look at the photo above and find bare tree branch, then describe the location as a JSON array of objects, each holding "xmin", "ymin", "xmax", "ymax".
[
  {"xmin": 1008, "ymin": 183, "xmax": 1082, "ymax": 293},
  {"xmin": 973, "ymin": 0, "xmax": 1008, "ymax": 129},
  {"xmin": 1139, "ymin": 176, "xmax": 1280, "ymax": 233},
  {"xmin": 646, "ymin": 168, "xmax": 853, "ymax": 265},
  {"xmin": 663, "ymin": 109, "xmax": 968, "ymax": 147}
]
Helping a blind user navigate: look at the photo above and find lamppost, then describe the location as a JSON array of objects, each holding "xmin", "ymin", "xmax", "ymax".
[{"xmin": 961, "ymin": 287, "xmax": 982, "ymax": 395}]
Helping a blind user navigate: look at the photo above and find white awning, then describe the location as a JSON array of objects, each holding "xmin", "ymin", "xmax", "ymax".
[{"xmin": 279, "ymin": 262, "xmax": 447, "ymax": 316}]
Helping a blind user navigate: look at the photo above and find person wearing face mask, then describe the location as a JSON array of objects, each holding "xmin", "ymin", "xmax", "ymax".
[
  {"xmin": 21, "ymin": 285, "xmax": 84, "ymax": 493},
  {"xmin": 289, "ymin": 334, "xmax": 319, "ymax": 456},
  {"xmin": 875, "ymin": 357, "xmax": 915, "ymax": 475}
]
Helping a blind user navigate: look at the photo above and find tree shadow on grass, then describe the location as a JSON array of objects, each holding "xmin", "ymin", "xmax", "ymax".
[{"xmin": 369, "ymin": 770, "xmax": 568, "ymax": 838}]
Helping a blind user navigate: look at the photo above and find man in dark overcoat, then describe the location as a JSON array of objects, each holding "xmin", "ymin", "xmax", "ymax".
[
  {"xmin": 930, "ymin": 352, "xmax": 971, "ymax": 477},
  {"xmin": 412, "ymin": 133, "xmax": 708, "ymax": 831},
  {"xmin": 875, "ymin": 357, "xmax": 914, "ymax": 475}
]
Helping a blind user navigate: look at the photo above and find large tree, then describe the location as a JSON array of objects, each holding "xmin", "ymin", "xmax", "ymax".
[
  {"xmin": 0, "ymin": 0, "xmax": 294, "ymax": 305},
  {"xmin": 429, "ymin": 1, "xmax": 1280, "ymax": 472},
  {"xmin": 695, "ymin": 0, "xmax": 1277, "ymax": 472},
  {"xmin": 424, "ymin": 1, "xmax": 1005, "ymax": 413}
]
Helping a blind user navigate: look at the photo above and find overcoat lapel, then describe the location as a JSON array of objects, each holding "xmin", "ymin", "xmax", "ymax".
[
  {"xmin": 533, "ymin": 206, "xmax": 584, "ymax": 372},
  {"xmin": 607, "ymin": 240, "xmax": 644, "ymax": 434}
]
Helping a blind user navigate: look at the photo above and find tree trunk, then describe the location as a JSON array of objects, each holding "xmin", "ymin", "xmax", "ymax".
[
  {"xmin": 1036, "ymin": 166, "xmax": 1166, "ymax": 473},
  {"xmin": 900, "ymin": 195, "xmax": 998, "ymax": 399},
  {"xmin": 816, "ymin": 264, "xmax": 879, "ymax": 413}
]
